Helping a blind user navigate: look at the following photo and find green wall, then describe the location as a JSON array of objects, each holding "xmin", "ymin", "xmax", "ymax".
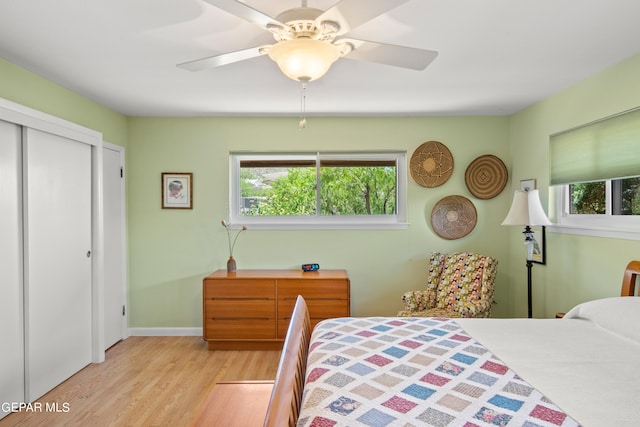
[
  {"xmin": 508, "ymin": 54, "xmax": 640, "ymax": 317},
  {"xmin": 2, "ymin": 54, "xmax": 638, "ymax": 327}
]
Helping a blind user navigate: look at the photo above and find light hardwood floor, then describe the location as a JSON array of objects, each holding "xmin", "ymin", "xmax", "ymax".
[{"xmin": 0, "ymin": 337, "xmax": 281, "ymax": 427}]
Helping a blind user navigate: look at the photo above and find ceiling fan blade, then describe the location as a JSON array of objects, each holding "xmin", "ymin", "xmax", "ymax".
[
  {"xmin": 201, "ymin": 0, "xmax": 284, "ymax": 30},
  {"xmin": 177, "ymin": 46, "xmax": 266, "ymax": 71},
  {"xmin": 338, "ymin": 39, "xmax": 438, "ymax": 70},
  {"xmin": 317, "ymin": 0, "xmax": 410, "ymax": 36}
]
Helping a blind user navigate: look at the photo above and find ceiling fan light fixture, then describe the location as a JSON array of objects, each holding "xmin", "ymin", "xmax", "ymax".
[{"xmin": 267, "ymin": 38, "xmax": 340, "ymax": 82}]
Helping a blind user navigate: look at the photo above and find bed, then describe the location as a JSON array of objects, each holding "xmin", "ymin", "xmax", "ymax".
[{"xmin": 264, "ymin": 260, "xmax": 640, "ymax": 427}]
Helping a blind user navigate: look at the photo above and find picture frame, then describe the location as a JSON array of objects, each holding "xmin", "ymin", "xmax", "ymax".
[
  {"xmin": 162, "ymin": 172, "xmax": 193, "ymax": 209},
  {"xmin": 530, "ymin": 225, "xmax": 546, "ymax": 264},
  {"xmin": 520, "ymin": 178, "xmax": 537, "ymax": 192}
]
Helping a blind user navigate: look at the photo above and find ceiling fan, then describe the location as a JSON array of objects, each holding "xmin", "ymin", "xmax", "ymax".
[{"xmin": 177, "ymin": 0, "xmax": 438, "ymax": 82}]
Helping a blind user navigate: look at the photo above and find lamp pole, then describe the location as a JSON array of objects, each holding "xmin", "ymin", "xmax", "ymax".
[
  {"xmin": 523, "ymin": 225, "xmax": 534, "ymax": 319},
  {"xmin": 526, "ymin": 259, "xmax": 533, "ymax": 318}
]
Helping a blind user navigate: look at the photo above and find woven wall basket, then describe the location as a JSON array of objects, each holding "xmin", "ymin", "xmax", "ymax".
[
  {"xmin": 410, "ymin": 141, "xmax": 454, "ymax": 188},
  {"xmin": 464, "ymin": 154, "xmax": 508, "ymax": 199},
  {"xmin": 431, "ymin": 195, "xmax": 477, "ymax": 240}
]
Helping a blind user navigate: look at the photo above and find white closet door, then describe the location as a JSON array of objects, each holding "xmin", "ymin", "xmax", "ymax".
[
  {"xmin": 24, "ymin": 128, "xmax": 93, "ymax": 401},
  {"xmin": 103, "ymin": 145, "xmax": 126, "ymax": 349},
  {"xmin": 0, "ymin": 120, "xmax": 24, "ymax": 419}
]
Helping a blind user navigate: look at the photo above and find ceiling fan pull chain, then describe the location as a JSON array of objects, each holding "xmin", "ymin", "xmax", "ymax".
[{"xmin": 299, "ymin": 81, "xmax": 307, "ymax": 129}]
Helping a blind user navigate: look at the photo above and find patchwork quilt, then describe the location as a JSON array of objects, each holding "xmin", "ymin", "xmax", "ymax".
[{"xmin": 296, "ymin": 317, "xmax": 580, "ymax": 427}]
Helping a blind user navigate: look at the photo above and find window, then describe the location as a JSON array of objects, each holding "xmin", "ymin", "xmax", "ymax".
[
  {"xmin": 229, "ymin": 152, "xmax": 407, "ymax": 229},
  {"xmin": 558, "ymin": 177, "xmax": 640, "ymax": 220},
  {"xmin": 555, "ymin": 177, "xmax": 640, "ymax": 239},
  {"xmin": 550, "ymin": 107, "xmax": 640, "ymax": 239}
]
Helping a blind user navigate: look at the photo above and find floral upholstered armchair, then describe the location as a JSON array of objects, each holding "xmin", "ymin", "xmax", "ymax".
[{"xmin": 397, "ymin": 252, "xmax": 498, "ymax": 318}]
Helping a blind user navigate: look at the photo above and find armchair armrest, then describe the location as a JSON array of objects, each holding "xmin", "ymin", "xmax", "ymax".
[
  {"xmin": 457, "ymin": 298, "xmax": 493, "ymax": 318},
  {"xmin": 401, "ymin": 290, "xmax": 431, "ymax": 312}
]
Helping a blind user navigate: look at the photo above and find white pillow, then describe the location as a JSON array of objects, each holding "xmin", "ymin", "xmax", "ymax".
[{"xmin": 564, "ymin": 296, "xmax": 640, "ymax": 343}]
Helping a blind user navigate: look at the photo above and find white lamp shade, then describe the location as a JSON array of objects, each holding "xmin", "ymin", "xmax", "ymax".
[
  {"xmin": 268, "ymin": 39, "xmax": 341, "ymax": 82},
  {"xmin": 501, "ymin": 189, "xmax": 552, "ymax": 226}
]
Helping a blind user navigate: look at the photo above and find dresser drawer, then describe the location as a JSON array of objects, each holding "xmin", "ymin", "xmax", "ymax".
[
  {"xmin": 204, "ymin": 279, "xmax": 275, "ymax": 299},
  {"xmin": 205, "ymin": 299, "xmax": 275, "ymax": 320},
  {"xmin": 206, "ymin": 319, "xmax": 276, "ymax": 340},
  {"xmin": 277, "ymin": 298, "xmax": 349, "ymax": 339},
  {"xmin": 278, "ymin": 280, "xmax": 349, "ymax": 299},
  {"xmin": 278, "ymin": 298, "xmax": 348, "ymax": 320}
]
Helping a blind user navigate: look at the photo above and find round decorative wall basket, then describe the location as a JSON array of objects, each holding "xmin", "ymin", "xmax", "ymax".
[
  {"xmin": 431, "ymin": 195, "xmax": 477, "ymax": 240},
  {"xmin": 409, "ymin": 141, "xmax": 454, "ymax": 188},
  {"xmin": 464, "ymin": 154, "xmax": 508, "ymax": 199}
]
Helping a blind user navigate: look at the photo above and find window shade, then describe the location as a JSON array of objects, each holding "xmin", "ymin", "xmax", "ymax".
[{"xmin": 550, "ymin": 107, "xmax": 640, "ymax": 186}]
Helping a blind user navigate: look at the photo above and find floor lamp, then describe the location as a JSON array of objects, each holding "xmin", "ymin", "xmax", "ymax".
[{"xmin": 501, "ymin": 189, "xmax": 551, "ymax": 318}]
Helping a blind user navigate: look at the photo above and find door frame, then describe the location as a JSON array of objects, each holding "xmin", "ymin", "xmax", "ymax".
[
  {"xmin": 0, "ymin": 96, "xmax": 105, "ymax": 363},
  {"xmin": 103, "ymin": 141, "xmax": 128, "ymax": 345}
]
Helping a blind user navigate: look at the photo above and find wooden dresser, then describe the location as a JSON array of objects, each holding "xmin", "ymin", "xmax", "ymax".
[{"xmin": 202, "ymin": 269, "xmax": 350, "ymax": 350}]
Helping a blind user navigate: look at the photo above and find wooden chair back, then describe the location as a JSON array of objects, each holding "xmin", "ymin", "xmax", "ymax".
[
  {"xmin": 263, "ymin": 295, "xmax": 311, "ymax": 427},
  {"xmin": 620, "ymin": 260, "xmax": 640, "ymax": 296}
]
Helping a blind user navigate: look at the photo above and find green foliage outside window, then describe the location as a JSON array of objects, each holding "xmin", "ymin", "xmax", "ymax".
[
  {"xmin": 240, "ymin": 165, "xmax": 397, "ymax": 216},
  {"xmin": 621, "ymin": 177, "xmax": 640, "ymax": 215},
  {"xmin": 320, "ymin": 166, "xmax": 396, "ymax": 215},
  {"xmin": 570, "ymin": 182, "xmax": 605, "ymax": 214}
]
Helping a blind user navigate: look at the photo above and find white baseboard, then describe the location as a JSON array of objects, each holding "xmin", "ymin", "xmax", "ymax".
[{"xmin": 128, "ymin": 327, "xmax": 203, "ymax": 336}]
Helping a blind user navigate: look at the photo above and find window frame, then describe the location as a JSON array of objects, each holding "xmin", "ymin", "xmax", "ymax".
[
  {"xmin": 551, "ymin": 181, "xmax": 640, "ymax": 241},
  {"xmin": 229, "ymin": 151, "xmax": 408, "ymax": 230}
]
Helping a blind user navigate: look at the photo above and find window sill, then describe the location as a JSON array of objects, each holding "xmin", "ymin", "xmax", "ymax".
[{"xmin": 548, "ymin": 224, "xmax": 640, "ymax": 241}]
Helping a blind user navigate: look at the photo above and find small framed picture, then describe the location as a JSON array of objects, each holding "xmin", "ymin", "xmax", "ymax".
[
  {"xmin": 520, "ymin": 178, "xmax": 537, "ymax": 192},
  {"xmin": 530, "ymin": 225, "xmax": 546, "ymax": 264},
  {"xmin": 162, "ymin": 172, "xmax": 193, "ymax": 209}
]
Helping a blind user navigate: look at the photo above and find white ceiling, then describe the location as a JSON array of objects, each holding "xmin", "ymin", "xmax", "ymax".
[{"xmin": 1, "ymin": 0, "xmax": 639, "ymax": 117}]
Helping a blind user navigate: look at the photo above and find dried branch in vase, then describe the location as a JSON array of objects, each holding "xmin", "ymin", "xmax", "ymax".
[{"xmin": 221, "ymin": 220, "xmax": 247, "ymax": 257}]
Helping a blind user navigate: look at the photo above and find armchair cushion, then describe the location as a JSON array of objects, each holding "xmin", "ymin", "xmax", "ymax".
[{"xmin": 397, "ymin": 307, "xmax": 463, "ymax": 318}]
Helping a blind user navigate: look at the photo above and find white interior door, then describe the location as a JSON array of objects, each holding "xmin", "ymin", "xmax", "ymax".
[
  {"xmin": 0, "ymin": 120, "xmax": 24, "ymax": 419},
  {"xmin": 24, "ymin": 128, "xmax": 93, "ymax": 401},
  {"xmin": 103, "ymin": 144, "xmax": 126, "ymax": 349}
]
